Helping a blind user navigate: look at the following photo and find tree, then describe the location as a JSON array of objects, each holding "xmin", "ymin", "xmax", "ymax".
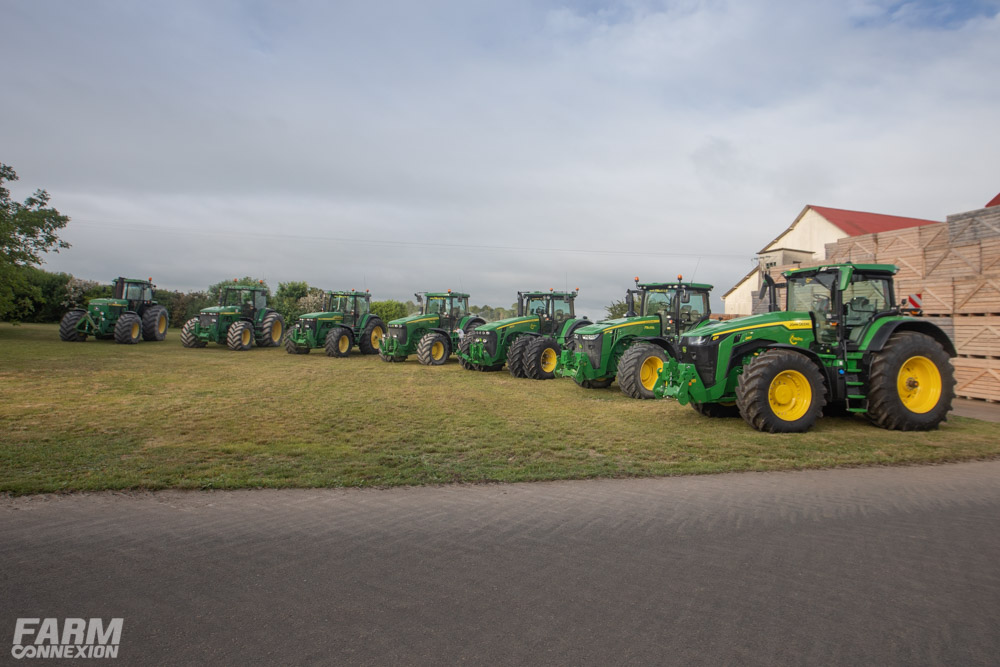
[
  {"xmin": 605, "ymin": 298, "xmax": 629, "ymax": 319},
  {"xmin": 0, "ymin": 163, "xmax": 71, "ymax": 321},
  {"xmin": 207, "ymin": 277, "xmax": 269, "ymax": 300},
  {"xmin": 371, "ymin": 300, "xmax": 407, "ymax": 323}
]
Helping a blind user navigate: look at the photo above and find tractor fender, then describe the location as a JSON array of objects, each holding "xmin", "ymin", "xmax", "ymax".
[
  {"xmin": 560, "ymin": 319, "xmax": 592, "ymax": 340},
  {"xmin": 631, "ymin": 336, "xmax": 680, "ymax": 358},
  {"xmin": 427, "ymin": 327, "xmax": 454, "ymax": 350},
  {"xmin": 461, "ymin": 317, "xmax": 486, "ymax": 332},
  {"xmin": 862, "ymin": 319, "xmax": 956, "ymax": 356}
]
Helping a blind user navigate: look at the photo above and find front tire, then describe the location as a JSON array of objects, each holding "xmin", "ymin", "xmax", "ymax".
[
  {"xmin": 735, "ymin": 349, "xmax": 826, "ymax": 433},
  {"xmin": 285, "ymin": 333, "xmax": 309, "ymax": 354},
  {"xmin": 379, "ymin": 348, "xmax": 407, "ymax": 363},
  {"xmin": 59, "ymin": 310, "xmax": 88, "ymax": 342},
  {"xmin": 507, "ymin": 335, "xmax": 530, "ymax": 378},
  {"xmin": 358, "ymin": 318, "xmax": 385, "ymax": 355},
  {"xmin": 867, "ymin": 331, "xmax": 955, "ymax": 431},
  {"xmin": 523, "ymin": 337, "xmax": 561, "ymax": 380},
  {"xmin": 114, "ymin": 313, "xmax": 143, "ymax": 344},
  {"xmin": 141, "ymin": 306, "xmax": 169, "ymax": 341},
  {"xmin": 326, "ymin": 327, "xmax": 353, "ymax": 357},
  {"xmin": 227, "ymin": 321, "xmax": 254, "ymax": 351},
  {"xmin": 417, "ymin": 332, "xmax": 450, "ymax": 366},
  {"xmin": 617, "ymin": 342, "xmax": 669, "ymax": 399},
  {"xmin": 458, "ymin": 333, "xmax": 479, "ymax": 371},
  {"xmin": 181, "ymin": 317, "xmax": 206, "ymax": 348}
]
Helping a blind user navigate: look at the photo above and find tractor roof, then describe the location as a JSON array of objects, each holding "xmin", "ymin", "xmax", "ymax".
[
  {"xmin": 116, "ymin": 277, "xmax": 153, "ymax": 284},
  {"xmin": 327, "ymin": 290, "xmax": 370, "ymax": 297},
  {"xmin": 638, "ymin": 281, "xmax": 713, "ymax": 291},
  {"xmin": 222, "ymin": 284, "xmax": 269, "ymax": 292},
  {"xmin": 783, "ymin": 263, "xmax": 898, "ymax": 277},
  {"xmin": 424, "ymin": 291, "xmax": 470, "ymax": 298},
  {"xmin": 520, "ymin": 291, "xmax": 579, "ymax": 298}
]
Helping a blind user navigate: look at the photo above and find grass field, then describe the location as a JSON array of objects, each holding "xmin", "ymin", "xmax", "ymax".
[{"xmin": 1, "ymin": 322, "xmax": 998, "ymax": 495}]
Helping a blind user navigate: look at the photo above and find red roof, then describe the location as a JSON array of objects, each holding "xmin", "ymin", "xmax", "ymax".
[
  {"xmin": 986, "ymin": 193, "xmax": 1000, "ymax": 208},
  {"xmin": 809, "ymin": 205, "xmax": 939, "ymax": 236}
]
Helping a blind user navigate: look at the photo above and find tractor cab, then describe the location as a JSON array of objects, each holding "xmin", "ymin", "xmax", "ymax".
[
  {"xmin": 220, "ymin": 286, "xmax": 268, "ymax": 320},
  {"xmin": 325, "ymin": 290, "xmax": 371, "ymax": 328},
  {"xmin": 111, "ymin": 278, "xmax": 154, "ymax": 310},
  {"xmin": 766, "ymin": 264, "xmax": 896, "ymax": 349},
  {"xmin": 517, "ymin": 290, "xmax": 578, "ymax": 335},
  {"xmin": 626, "ymin": 278, "xmax": 712, "ymax": 337},
  {"xmin": 420, "ymin": 291, "xmax": 469, "ymax": 333}
]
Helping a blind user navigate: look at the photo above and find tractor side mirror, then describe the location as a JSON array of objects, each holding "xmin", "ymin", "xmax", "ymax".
[{"xmin": 625, "ymin": 291, "xmax": 636, "ymax": 317}]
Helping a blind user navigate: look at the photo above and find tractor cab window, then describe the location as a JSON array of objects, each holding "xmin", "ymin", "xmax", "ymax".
[
  {"xmin": 357, "ymin": 297, "xmax": 369, "ymax": 316},
  {"xmin": 254, "ymin": 292, "xmax": 267, "ymax": 311},
  {"xmin": 843, "ymin": 275, "xmax": 892, "ymax": 341},
  {"xmin": 552, "ymin": 296, "xmax": 573, "ymax": 322},
  {"xmin": 450, "ymin": 296, "xmax": 468, "ymax": 317},
  {"xmin": 124, "ymin": 283, "xmax": 147, "ymax": 301},
  {"xmin": 329, "ymin": 296, "xmax": 348, "ymax": 312},
  {"xmin": 678, "ymin": 291, "xmax": 708, "ymax": 325},
  {"xmin": 426, "ymin": 297, "xmax": 448, "ymax": 315},
  {"xmin": 787, "ymin": 272, "xmax": 838, "ymax": 344},
  {"xmin": 527, "ymin": 297, "xmax": 548, "ymax": 318},
  {"xmin": 643, "ymin": 290, "xmax": 674, "ymax": 317}
]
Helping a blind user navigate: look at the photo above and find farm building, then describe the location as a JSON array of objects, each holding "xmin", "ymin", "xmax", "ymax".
[
  {"xmin": 723, "ymin": 195, "xmax": 1000, "ymax": 401},
  {"xmin": 722, "ymin": 205, "xmax": 938, "ymax": 316}
]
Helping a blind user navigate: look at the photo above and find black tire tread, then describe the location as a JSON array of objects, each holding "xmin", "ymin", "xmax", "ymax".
[
  {"xmin": 59, "ymin": 310, "xmax": 88, "ymax": 342},
  {"xmin": 227, "ymin": 321, "xmax": 253, "ymax": 351},
  {"xmin": 181, "ymin": 317, "xmax": 206, "ymax": 348},
  {"xmin": 325, "ymin": 327, "xmax": 352, "ymax": 357},
  {"xmin": 141, "ymin": 306, "xmax": 169, "ymax": 341},
  {"xmin": 867, "ymin": 331, "xmax": 955, "ymax": 431},
  {"xmin": 524, "ymin": 336, "xmax": 560, "ymax": 380},
  {"xmin": 507, "ymin": 335, "xmax": 530, "ymax": 378},
  {"xmin": 358, "ymin": 318, "xmax": 385, "ymax": 355},
  {"xmin": 617, "ymin": 342, "xmax": 668, "ymax": 399},
  {"xmin": 113, "ymin": 313, "xmax": 142, "ymax": 345},
  {"xmin": 735, "ymin": 349, "xmax": 826, "ymax": 433},
  {"xmin": 416, "ymin": 332, "xmax": 450, "ymax": 366}
]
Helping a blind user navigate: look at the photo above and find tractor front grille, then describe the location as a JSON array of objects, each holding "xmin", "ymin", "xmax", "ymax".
[
  {"xmin": 298, "ymin": 319, "xmax": 317, "ymax": 332},
  {"xmin": 388, "ymin": 324, "xmax": 408, "ymax": 346},
  {"xmin": 577, "ymin": 334, "xmax": 603, "ymax": 370},
  {"xmin": 199, "ymin": 314, "xmax": 217, "ymax": 328},
  {"xmin": 472, "ymin": 331, "xmax": 497, "ymax": 357},
  {"xmin": 681, "ymin": 340, "xmax": 721, "ymax": 387}
]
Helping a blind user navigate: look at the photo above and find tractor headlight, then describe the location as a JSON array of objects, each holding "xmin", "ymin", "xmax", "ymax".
[
  {"xmin": 579, "ymin": 333, "xmax": 601, "ymax": 341},
  {"xmin": 687, "ymin": 336, "xmax": 710, "ymax": 346}
]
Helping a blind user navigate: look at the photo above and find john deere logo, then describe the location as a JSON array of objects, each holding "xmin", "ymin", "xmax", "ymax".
[
  {"xmin": 789, "ymin": 334, "xmax": 803, "ymax": 345},
  {"xmin": 643, "ymin": 325, "xmax": 656, "ymax": 331}
]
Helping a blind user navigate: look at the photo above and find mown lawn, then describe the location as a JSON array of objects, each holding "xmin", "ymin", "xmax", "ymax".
[{"xmin": 1, "ymin": 322, "xmax": 998, "ymax": 495}]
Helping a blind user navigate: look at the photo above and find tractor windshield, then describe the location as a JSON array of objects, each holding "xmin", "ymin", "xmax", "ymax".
[
  {"xmin": 526, "ymin": 297, "xmax": 548, "ymax": 317},
  {"xmin": 643, "ymin": 290, "xmax": 675, "ymax": 317},
  {"xmin": 329, "ymin": 295, "xmax": 351, "ymax": 312},
  {"xmin": 843, "ymin": 275, "xmax": 892, "ymax": 338},
  {"xmin": 357, "ymin": 297, "xmax": 369, "ymax": 316},
  {"xmin": 786, "ymin": 273, "xmax": 837, "ymax": 316},
  {"xmin": 552, "ymin": 296, "xmax": 573, "ymax": 322},
  {"xmin": 123, "ymin": 283, "xmax": 151, "ymax": 302},
  {"xmin": 425, "ymin": 297, "xmax": 447, "ymax": 315}
]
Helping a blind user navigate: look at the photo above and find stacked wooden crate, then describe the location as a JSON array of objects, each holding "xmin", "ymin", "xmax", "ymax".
[{"xmin": 822, "ymin": 206, "xmax": 1000, "ymax": 401}]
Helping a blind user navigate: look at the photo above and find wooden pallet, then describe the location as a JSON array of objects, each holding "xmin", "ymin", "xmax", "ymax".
[
  {"xmin": 954, "ymin": 357, "xmax": 1000, "ymax": 401},
  {"xmin": 952, "ymin": 315, "xmax": 1000, "ymax": 356}
]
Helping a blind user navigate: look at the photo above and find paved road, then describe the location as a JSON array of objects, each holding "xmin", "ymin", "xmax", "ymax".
[{"xmin": 3, "ymin": 462, "xmax": 1000, "ymax": 666}]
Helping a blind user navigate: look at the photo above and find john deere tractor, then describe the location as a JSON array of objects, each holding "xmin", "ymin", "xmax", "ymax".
[
  {"xmin": 181, "ymin": 283, "xmax": 284, "ymax": 351},
  {"xmin": 457, "ymin": 289, "xmax": 591, "ymax": 379},
  {"xmin": 653, "ymin": 263, "xmax": 955, "ymax": 433},
  {"xmin": 379, "ymin": 291, "xmax": 485, "ymax": 365},
  {"xmin": 59, "ymin": 277, "xmax": 169, "ymax": 344},
  {"xmin": 557, "ymin": 277, "xmax": 713, "ymax": 398},
  {"xmin": 284, "ymin": 290, "xmax": 385, "ymax": 356}
]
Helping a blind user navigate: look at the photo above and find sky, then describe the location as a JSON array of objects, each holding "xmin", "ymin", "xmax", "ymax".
[{"xmin": 3, "ymin": 0, "xmax": 999, "ymax": 317}]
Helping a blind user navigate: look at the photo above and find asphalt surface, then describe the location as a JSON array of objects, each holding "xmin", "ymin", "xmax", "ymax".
[{"xmin": 3, "ymin": 462, "xmax": 1000, "ymax": 666}]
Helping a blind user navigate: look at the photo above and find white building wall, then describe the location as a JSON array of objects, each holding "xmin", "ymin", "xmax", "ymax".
[
  {"xmin": 723, "ymin": 272, "xmax": 757, "ymax": 315},
  {"xmin": 761, "ymin": 209, "xmax": 843, "ymax": 255}
]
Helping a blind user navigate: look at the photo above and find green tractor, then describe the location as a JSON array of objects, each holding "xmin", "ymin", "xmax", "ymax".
[
  {"xmin": 557, "ymin": 277, "xmax": 713, "ymax": 398},
  {"xmin": 653, "ymin": 263, "xmax": 956, "ymax": 433},
  {"xmin": 457, "ymin": 289, "xmax": 591, "ymax": 378},
  {"xmin": 59, "ymin": 277, "xmax": 169, "ymax": 344},
  {"xmin": 284, "ymin": 289, "xmax": 385, "ymax": 356},
  {"xmin": 379, "ymin": 291, "xmax": 485, "ymax": 365},
  {"xmin": 181, "ymin": 283, "xmax": 284, "ymax": 351}
]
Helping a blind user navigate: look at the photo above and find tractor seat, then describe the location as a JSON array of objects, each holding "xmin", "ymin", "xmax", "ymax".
[{"xmin": 679, "ymin": 305, "xmax": 692, "ymax": 322}]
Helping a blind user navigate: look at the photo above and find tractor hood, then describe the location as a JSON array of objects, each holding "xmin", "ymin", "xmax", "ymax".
[
  {"xmin": 298, "ymin": 311, "xmax": 344, "ymax": 320},
  {"xmin": 87, "ymin": 298, "xmax": 126, "ymax": 307},
  {"xmin": 476, "ymin": 315, "xmax": 536, "ymax": 333},
  {"xmin": 574, "ymin": 316, "xmax": 659, "ymax": 336},
  {"xmin": 199, "ymin": 306, "xmax": 240, "ymax": 315},
  {"xmin": 387, "ymin": 313, "xmax": 440, "ymax": 328},
  {"xmin": 679, "ymin": 312, "xmax": 813, "ymax": 341}
]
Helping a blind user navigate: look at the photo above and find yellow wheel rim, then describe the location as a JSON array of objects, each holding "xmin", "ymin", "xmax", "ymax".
[
  {"xmin": 768, "ymin": 369, "xmax": 812, "ymax": 421},
  {"xmin": 432, "ymin": 341, "xmax": 445, "ymax": 360},
  {"xmin": 897, "ymin": 355, "xmax": 941, "ymax": 414},
  {"xmin": 371, "ymin": 326, "xmax": 384, "ymax": 349},
  {"xmin": 640, "ymin": 356, "xmax": 664, "ymax": 391},
  {"xmin": 339, "ymin": 335, "xmax": 350, "ymax": 353},
  {"xmin": 241, "ymin": 328, "xmax": 251, "ymax": 346},
  {"xmin": 271, "ymin": 320, "xmax": 282, "ymax": 343},
  {"xmin": 158, "ymin": 315, "xmax": 167, "ymax": 334},
  {"xmin": 540, "ymin": 347, "xmax": 557, "ymax": 373},
  {"xmin": 131, "ymin": 322, "xmax": 140, "ymax": 338}
]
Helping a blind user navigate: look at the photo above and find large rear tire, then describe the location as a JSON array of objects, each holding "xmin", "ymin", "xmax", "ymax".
[
  {"xmin": 523, "ymin": 337, "xmax": 561, "ymax": 380},
  {"xmin": 867, "ymin": 331, "xmax": 954, "ymax": 431},
  {"xmin": 358, "ymin": 318, "xmax": 385, "ymax": 355},
  {"xmin": 507, "ymin": 335, "xmax": 530, "ymax": 378},
  {"xmin": 141, "ymin": 306, "xmax": 169, "ymax": 341},
  {"xmin": 227, "ymin": 321, "xmax": 254, "ymax": 351},
  {"xmin": 59, "ymin": 310, "xmax": 88, "ymax": 342},
  {"xmin": 417, "ymin": 332, "xmax": 450, "ymax": 366},
  {"xmin": 258, "ymin": 311, "xmax": 285, "ymax": 347},
  {"xmin": 181, "ymin": 317, "xmax": 206, "ymax": 348},
  {"xmin": 114, "ymin": 313, "xmax": 143, "ymax": 345},
  {"xmin": 326, "ymin": 327, "xmax": 353, "ymax": 357},
  {"xmin": 458, "ymin": 333, "xmax": 479, "ymax": 371},
  {"xmin": 735, "ymin": 349, "xmax": 826, "ymax": 433},
  {"xmin": 617, "ymin": 342, "xmax": 669, "ymax": 399}
]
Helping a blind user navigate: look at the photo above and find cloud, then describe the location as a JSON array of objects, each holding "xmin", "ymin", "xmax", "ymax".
[{"xmin": 3, "ymin": 0, "xmax": 999, "ymax": 317}]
